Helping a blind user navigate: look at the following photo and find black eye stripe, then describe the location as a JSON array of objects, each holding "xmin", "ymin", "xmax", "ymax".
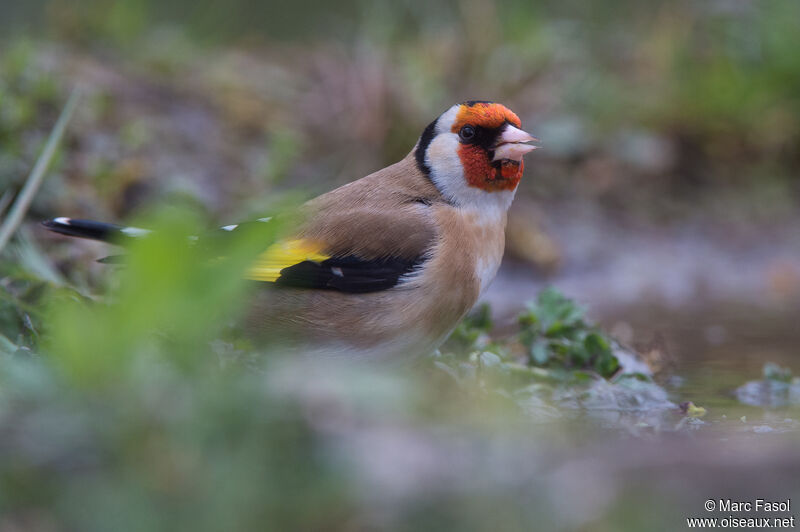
[{"xmin": 458, "ymin": 125, "xmax": 503, "ymax": 150}]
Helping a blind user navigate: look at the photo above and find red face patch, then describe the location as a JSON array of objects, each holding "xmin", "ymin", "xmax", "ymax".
[
  {"xmin": 458, "ymin": 144, "xmax": 524, "ymax": 192},
  {"xmin": 453, "ymin": 103, "xmax": 525, "ymax": 192}
]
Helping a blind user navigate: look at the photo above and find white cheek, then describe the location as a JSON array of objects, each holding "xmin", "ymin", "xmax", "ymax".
[{"xmin": 426, "ymin": 133, "xmax": 464, "ymax": 195}]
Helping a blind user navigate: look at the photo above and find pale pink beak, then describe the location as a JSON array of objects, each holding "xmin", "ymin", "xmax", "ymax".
[{"xmin": 492, "ymin": 125, "xmax": 540, "ymax": 162}]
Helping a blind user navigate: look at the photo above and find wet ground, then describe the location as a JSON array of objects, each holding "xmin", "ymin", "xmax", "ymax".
[{"xmin": 485, "ymin": 211, "xmax": 800, "ymax": 437}]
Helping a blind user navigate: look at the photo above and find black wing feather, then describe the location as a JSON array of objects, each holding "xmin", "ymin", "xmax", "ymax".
[{"xmin": 274, "ymin": 255, "xmax": 422, "ymax": 293}]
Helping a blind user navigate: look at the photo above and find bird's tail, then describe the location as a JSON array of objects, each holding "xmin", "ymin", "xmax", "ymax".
[{"xmin": 42, "ymin": 217, "xmax": 150, "ymax": 243}]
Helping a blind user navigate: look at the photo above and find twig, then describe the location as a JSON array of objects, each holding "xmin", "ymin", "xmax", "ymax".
[{"xmin": 0, "ymin": 87, "xmax": 82, "ymax": 254}]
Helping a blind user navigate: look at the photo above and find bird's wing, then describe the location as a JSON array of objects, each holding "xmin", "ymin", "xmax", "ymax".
[
  {"xmin": 246, "ymin": 239, "xmax": 424, "ymax": 293},
  {"xmin": 245, "ymin": 203, "xmax": 436, "ymax": 293},
  {"xmin": 246, "ymin": 156, "xmax": 442, "ymax": 293}
]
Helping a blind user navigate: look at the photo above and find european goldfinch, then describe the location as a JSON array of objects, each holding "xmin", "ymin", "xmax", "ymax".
[{"xmin": 44, "ymin": 101, "xmax": 539, "ymax": 359}]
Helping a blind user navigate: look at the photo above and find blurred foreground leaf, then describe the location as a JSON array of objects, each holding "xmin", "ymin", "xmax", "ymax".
[{"xmin": 45, "ymin": 206, "xmax": 285, "ymax": 386}]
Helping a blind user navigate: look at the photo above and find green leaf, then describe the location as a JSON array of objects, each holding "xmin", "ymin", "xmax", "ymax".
[
  {"xmin": 518, "ymin": 307, "xmax": 538, "ymax": 328},
  {"xmin": 537, "ymin": 287, "xmax": 585, "ymax": 325},
  {"xmin": 763, "ymin": 362, "xmax": 792, "ymax": 382},
  {"xmin": 544, "ymin": 321, "xmax": 567, "ymax": 337},
  {"xmin": 584, "ymin": 333, "xmax": 611, "ymax": 358},
  {"xmin": 529, "ymin": 340, "xmax": 550, "ymax": 365},
  {"xmin": 464, "ymin": 303, "xmax": 492, "ymax": 332},
  {"xmin": 477, "ymin": 351, "xmax": 503, "ymax": 368},
  {"xmin": 569, "ymin": 344, "xmax": 591, "ymax": 367},
  {"xmin": 593, "ymin": 351, "xmax": 620, "ymax": 378}
]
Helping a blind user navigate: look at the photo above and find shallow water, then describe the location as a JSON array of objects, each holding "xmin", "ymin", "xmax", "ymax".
[
  {"xmin": 486, "ymin": 210, "xmax": 800, "ymax": 436},
  {"xmin": 486, "ymin": 285, "xmax": 800, "ymax": 435}
]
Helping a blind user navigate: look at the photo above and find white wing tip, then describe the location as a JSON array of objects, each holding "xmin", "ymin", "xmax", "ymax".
[{"xmin": 120, "ymin": 226, "xmax": 151, "ymax": 237}]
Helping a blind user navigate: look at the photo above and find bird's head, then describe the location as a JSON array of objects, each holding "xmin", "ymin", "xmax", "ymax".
[{"xmin": 415, "ymin": 101, "xmax": 539, "ymax": 209}]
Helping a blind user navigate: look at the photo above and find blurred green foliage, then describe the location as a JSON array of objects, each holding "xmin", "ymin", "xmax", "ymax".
[
  {"xmin": 518, "ymin": 287, "xmax": 619, "ymax": 378},
  {"xmin": 45, "ymin": 207, "xmax": 285, "ymax": 386},
  {"xmin": 763, "ymin": 362, "xmax": 793, "ymax": 384},
  {"xmin": 0, "ymin": 40, "xmax": 61, "ymax": 188},
  {"xmin": 444, "ymin": 288, "xmax": 621, "ymax": 382},
  {"xmin": 0, "ymin": 206, "xmax": 364, "ymax": 531},
  {"xmin": 0, "ymin": 205, "xmax": 628, "ymax": 530},
  {"xmin": 0, "ymin": 219, "xmax": 677, "ymax": 529},
  {"xmin": 1, "ymin": 0, "xmax": 799, "ymax": 214}
]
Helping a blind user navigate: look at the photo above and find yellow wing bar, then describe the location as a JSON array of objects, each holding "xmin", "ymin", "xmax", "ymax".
[{"xmin": 245, "ymin": 239, "xmax": 330, "ymax": 282}]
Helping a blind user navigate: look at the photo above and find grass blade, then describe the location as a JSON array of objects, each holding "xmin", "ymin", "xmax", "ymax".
[
  {"xmin": 0, "ymin": 87, "xmax": 82, "ymax": 254},
  {"xmin": 0, "ymin": 189, "xmax": 13, "ymax": 219}
]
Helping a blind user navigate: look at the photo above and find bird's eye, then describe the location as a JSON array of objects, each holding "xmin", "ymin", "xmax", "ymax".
[{"xmin": 459, "ymin": 125, "xmax": 476, "ymax": 141}]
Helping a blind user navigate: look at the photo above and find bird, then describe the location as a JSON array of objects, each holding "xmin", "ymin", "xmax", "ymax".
[{"xmin": 43, "ymin": 100, "xmax": 539, "ymax": 360}]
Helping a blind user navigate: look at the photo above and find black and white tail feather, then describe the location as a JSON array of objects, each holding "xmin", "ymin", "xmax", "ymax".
[
  {"xmin": 42, "ymin": 216, "xmax": 420, "ymax": 293},
  {"xmin": 42, "ymin": 217, "xmax": 151, "ymax": 242},
  {"xmin": 42, "ymin": 217, "xmax": 272, "ymax": 244}
]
